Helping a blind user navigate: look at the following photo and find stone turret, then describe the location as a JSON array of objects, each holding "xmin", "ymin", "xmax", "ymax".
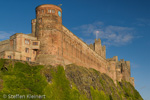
[
  {"xmin": 31, "ymin": 19, "xmax": 36, "ymax": 37},
  {"xmin": 115, "ymin": 59, "xmax": 134, "ymax": 86},
  {"xmin": 35, "ymin": 4, "xmax": 64, "ymax": 65},
  {"xmin": 93, "ymin": 38, "xmax": 106, "ymax": 58}
]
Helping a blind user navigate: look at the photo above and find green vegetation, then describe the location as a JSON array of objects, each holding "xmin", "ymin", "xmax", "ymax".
[
  {"xmin": 0, "ymin": 61, "xmax": 47, "ymax": 100},
  {"xmin": 121, "ymin": 81, "xmax": 143, "ymax": 100},
  {"xmin": 90, "ymin": 87, "xmax": 109, "ymax": 100},
  {"xmin": 0, "ymin": 59, "xmax": 143, "ymax": 100},
  {"xmin": 43, "ymin": 65, "xmax": 88, "ymax": 100}
]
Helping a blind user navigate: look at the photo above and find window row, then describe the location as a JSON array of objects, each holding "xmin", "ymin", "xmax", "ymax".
[
  {"xmin": 38, "ymin": 9, "xmax": 55, "ymax": 14},
  {"xmin": 37, "ymin": 9, "xmax": 62, "ymax": 17},
  {"xmin": 25, "ymin": 39, "xmax": 38, "ymax": 45},
  {"xmin": 7, "ymin": 55, "xmax": 32, "ymax": 62}
]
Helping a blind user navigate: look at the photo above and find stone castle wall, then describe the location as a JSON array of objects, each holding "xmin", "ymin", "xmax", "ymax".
[
  {"xmin": 61, "ymin": 26, "xmax": 107, "ymax": 74},
  {"xmin": 0, "ymin": 40, "xmax": 10, "ymax": 53}
]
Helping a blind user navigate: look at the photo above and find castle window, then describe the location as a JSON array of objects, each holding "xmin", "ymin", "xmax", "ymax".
[
  {"xmin": 52, "ymin": 10, "xmax": 55, "ymax": 13},
  {"xmin": 42, "ymin": 10, "xmax": 44, "ymax": 13},
  {"xmin": 25, "ymin": 48, "xmax": 29, "ymax": 53},
  {"xmin": 33, "ymin": 42, "xmax": 38, "ymax": 45},
  {"xmin": 25, "ymin": 39, "xmax": 30, "ymax": 45},
  {"xmin": 48, "ymin": 9, "xmax": 51, "ymax": 13},
  {"xmin": 8, "ymin": 55, "xmax": 11, "ymax": 59},
  {"xmin": 26, "ymin": 57, "xmax": 31, "ymax": 61}
]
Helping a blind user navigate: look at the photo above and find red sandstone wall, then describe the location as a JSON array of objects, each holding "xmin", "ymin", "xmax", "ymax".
[
  {"xmin": 35, "ymin": 4, "xmax": 64, "ymax": 65},
  {"xmin": 61, "ymin": 26, "xmax": 107, "ymax": 74}
]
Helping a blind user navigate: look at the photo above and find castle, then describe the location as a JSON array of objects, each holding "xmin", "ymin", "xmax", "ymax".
[{"xmin": 0, "ymin": 4, "xmax": 134, "ymax": 86}]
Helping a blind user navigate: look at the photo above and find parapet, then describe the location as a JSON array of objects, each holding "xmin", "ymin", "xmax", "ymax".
[
  {"xmin": 0, "ymin": 40, "xmax": 10, "ymax": 45},
  {"xmin": 120, "ymin": 59, "xmax": 124, "ymax": 62}
]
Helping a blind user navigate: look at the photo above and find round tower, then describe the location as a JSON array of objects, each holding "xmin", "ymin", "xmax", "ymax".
[
  {"xmin": 36, "ymin": 4, "xmax": 62, "ymax": 36},
  {"xmin": 35, "ymin": 4, "xmax": 64, "ymax": 65}
]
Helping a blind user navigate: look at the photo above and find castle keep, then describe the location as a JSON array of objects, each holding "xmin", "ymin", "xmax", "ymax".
[{"xmin": 0, "ymin": 4, "xmax": 134, "ymax": 86}]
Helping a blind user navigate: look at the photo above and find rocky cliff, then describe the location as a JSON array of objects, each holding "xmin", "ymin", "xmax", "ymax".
[{"xmin": 0, "ymin": 59, "xmax": 143, "ymax": 100}]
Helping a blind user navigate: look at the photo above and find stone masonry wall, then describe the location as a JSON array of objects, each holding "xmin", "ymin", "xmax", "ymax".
[
  {"xmin": 35, "ymin": 4, "xmax": 64, "ymax": 65},
  {"xmin": 61, "ymin": 25, "xmax": 108, "ymax": 74},
  {"xmin": 0, "ymin": 40, "xmax": 10, "ymax": 53}
]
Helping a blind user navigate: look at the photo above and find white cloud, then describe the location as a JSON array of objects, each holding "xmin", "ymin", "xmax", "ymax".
[
  {"xmin": 72, "ymin": 22, "xmax": 136, "ymax": 46},
  {"xmin": 0, "ymin": 31, "xmax": 15, "ymax": 40},
  {"xmin": 99, "ymin": 25, "xmax": 134, "ymax": 46},
  {"xmin": 72, "ymin": 22, "xmax": 104, "ymax": 36}
]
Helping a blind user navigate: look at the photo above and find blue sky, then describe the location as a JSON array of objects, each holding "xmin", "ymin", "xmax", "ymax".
[{"xmin": 0, "ymin": 0, "xmax": 150, "ymax": 99}]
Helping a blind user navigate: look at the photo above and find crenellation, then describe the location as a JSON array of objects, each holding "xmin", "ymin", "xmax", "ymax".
[
  {"xmin": 89, "ymin": 44, "xmax": 94, "ymax": 50},
  {"xmin": 120, "ymin": 59, "xmax": 124, "ymax": 62},
  {"xmin": 0, "ymin": 4, "xmax": 134, "ymax": 87},
  {"xmin": 107, "ymin": 56, "xmax": 118, "ymax": 62}
]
